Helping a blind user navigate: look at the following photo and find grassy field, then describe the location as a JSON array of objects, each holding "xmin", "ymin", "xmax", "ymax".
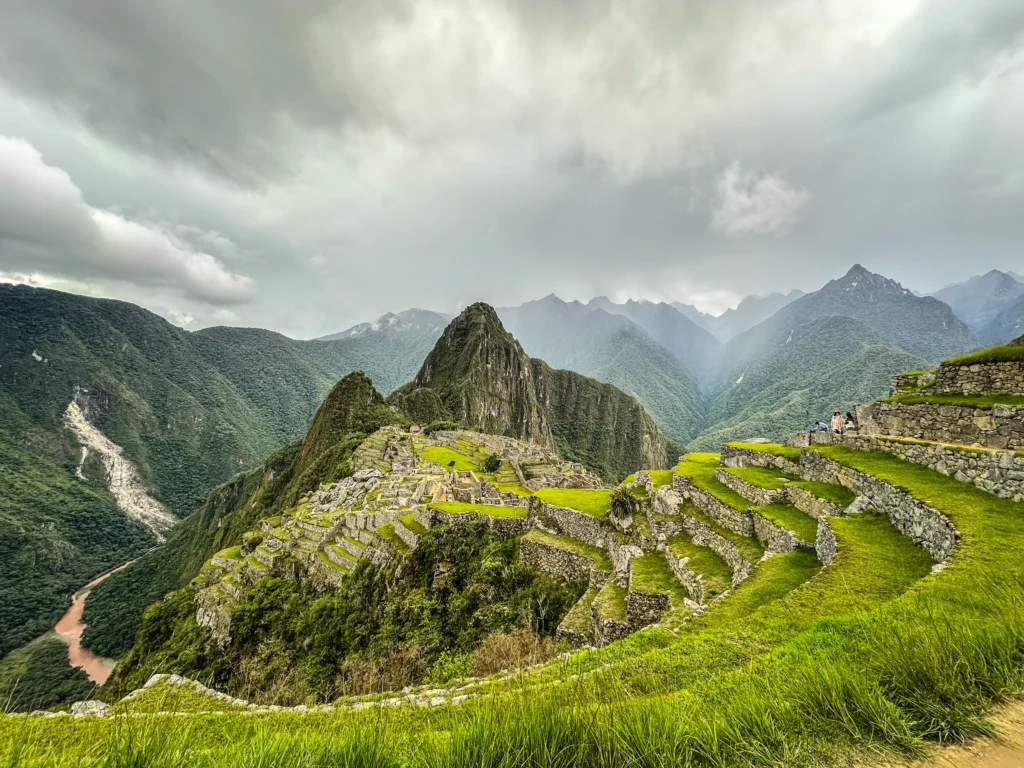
[
  {"xmin": 532, "ymin": 488, "xmax": 611, "ymax": 519},
  {"xmin": 429, "ymin": 502, "xmax": 528, "ymax": 519},
  {"xmin": 4, "ymin": 447, "xmax": 1023, "ymax": 767},
  {"xmin": 417, "ymin": 446, "xmax": 480, "ymax": 471}
]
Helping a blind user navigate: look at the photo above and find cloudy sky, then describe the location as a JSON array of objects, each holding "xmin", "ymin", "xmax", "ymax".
[{"xmin": 1, "ymin": 0, "xmax": 1022, "ymax": 338}]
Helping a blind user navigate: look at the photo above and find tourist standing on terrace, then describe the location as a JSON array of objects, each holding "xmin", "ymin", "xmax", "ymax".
[{"xmin": 831, "ymin": 411, "xmax": 845, "ymax": 434}]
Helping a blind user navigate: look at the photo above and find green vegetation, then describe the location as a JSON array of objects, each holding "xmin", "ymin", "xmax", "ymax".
[
  {"xmin": 522, "ymin": 529, "xmax": 612, "ymax": 571},
  {"xmin": 666, "ymin": 534, "xmax": 732, "ymax": 595},
  {"xmin": 673, "ymin": 453, "xmax": 751, "ymax": 512},
  {"xmin": 429, "ymin": 502, "xmax": 527, "ymax": 519},
  {"xmin": 375, "ymin": 523, "xmax": 411, "ymax": 552},
  {"xmin": 755, "ymin": 504, "xmax": 819, "ymax": 542},
  {"xmin": 105, "ymin": 523, "xmax": 583, "ymax": 705},
  {"xmin": 418, "ymin": 446, "xmax": 479, "ymax": 471},
  {"xmin": 0, "ymin": 634, "xmax": 93, "ymax": 713},
  {"xmin": 942, "ymin": 344, "xmax": 1024, "ymax": 366},
  {"xmin": 398, "ymin": 514, "xmax": 428, "ymax": 536},
  {"xmin": 884, "ymin": 392, "xmax": 1024, "ymax": 408},
  {"xmin": 482, "ymin": 454, "xmax": 502, "ymax": 474},
  {"xmin": 792, "ymin": 479, "xmax": 857, "ymax": 507},
  {"xmin": 559, "ymin": 588, "xmax": 599, "ymax": 635},
  {"xmin": 726, "ymin": 441, "xmax": 802, "ymax": 461},
  {"xmin": 629, "ymin": 554, "xmax": 688, "ymax": 603},
  {"xmin": 723, "ymin": 465, "xmax": 798, "ymax": 490},
  {"xmin": 533, "ymin": 488, "xmax": 611, "ymax": 519},
  {"xmin": 593, "ymin": 581, "xmax": 627, "ymax": 622},
  {"xmin": 679, "ymin": 501, "xmax": 765, "ymax": 563}
]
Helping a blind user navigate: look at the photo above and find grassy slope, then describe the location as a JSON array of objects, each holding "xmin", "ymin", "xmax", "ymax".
[{"xmin": 5, "ymin": 448, "xmax": 1023, "ymax": 766}]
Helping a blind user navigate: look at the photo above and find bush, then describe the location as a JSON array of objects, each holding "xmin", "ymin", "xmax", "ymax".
[
  {"xmin": 482, "ymin": 454, "xmax": 502, "ymax": 474},
  {"xmin": 470, "ymin": 629, "xmax": 557, "ymax": 677},
  {"xmin": 425, "ymin": 651, "xmax": 471, "ymax": 685}
]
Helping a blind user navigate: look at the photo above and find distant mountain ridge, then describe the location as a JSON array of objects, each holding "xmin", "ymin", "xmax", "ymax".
[{"xmin": 931, "ymin": 270, "xmax": 1024, "ymax": 334}]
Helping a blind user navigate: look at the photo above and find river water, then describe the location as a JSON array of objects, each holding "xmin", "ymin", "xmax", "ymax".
[{"xmin": 53, "ymin": 561, "xmax": 133, "ymax": 686}]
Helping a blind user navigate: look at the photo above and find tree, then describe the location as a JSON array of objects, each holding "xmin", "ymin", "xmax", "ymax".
[{"xmin": 482, "ymin": 454, "xmax": 501, "ymax": 474}]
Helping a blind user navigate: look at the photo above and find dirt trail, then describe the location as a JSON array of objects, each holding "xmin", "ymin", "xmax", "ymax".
[
  {"xmin": 877, "ymin": 699, "xmax": 1024, "ymax": 768},
  {"xmin": 63, "ymin": 401, "xmax": 177, "ymax": 541},
  {"xmin": 53, "ymin": 561, "xmax": 135, "ymax": 686}
]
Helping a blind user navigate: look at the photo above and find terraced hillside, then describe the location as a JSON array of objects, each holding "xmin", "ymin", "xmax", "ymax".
[{"xmin": 4, "ymin": 355, "xmax": 1023, "ymax": 767}]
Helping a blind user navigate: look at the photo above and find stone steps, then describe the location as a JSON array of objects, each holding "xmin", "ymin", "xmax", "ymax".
[{"xmin": 325, "ymin": 543, "xmax": 357, "ymax": 568}]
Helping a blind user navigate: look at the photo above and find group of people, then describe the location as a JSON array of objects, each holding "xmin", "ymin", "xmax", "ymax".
[{"xmin": 814, "ymin": 411, "xmax": 857, "ymax": 434}]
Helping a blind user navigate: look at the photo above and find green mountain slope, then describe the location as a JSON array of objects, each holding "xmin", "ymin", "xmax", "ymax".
[
  {"xmin": 82, "ymin": 373, "xmax": 405, "ymax": 659},
  {"xmin": 497, "ymin": 296, "xmax": 705, "ymax": 444},
  {"xmin": 395, "ymin": 303, "xmax": 671, "ymax": 479}
]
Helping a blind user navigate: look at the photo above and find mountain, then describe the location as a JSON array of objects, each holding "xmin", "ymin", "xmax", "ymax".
[
  {"xmin": 0, "ymin": 284, "xmax": 428, "ymax": 659},
  {"xmin": 496, "ymin": 296, "xmax": 706, "ymax": 444},
  {"xmin": 931, "ymin": 270, "xmax": 1024, "ymax": 332},
  {"xmin": 978, "ymin": 293, "xmax": 1024, "ymax": 345},
  {"xmin": 668, "ymin": 300, "xmax": 714, "ymax": 332},
  {"xmin": 706, "ymin": 290, "xmax": 806, "ymax": 342},
  {"xmin": 315, "ymin": 309, "xmax": 449, "ymax": 394},
  {"xmin": 584, "ymin": 297, "xmax": 721, "ymax": 370},
  {"xmin": 394, "ymin": 303, "xmax": 671, "ymax": 479},
  {"xmin": 691, "ymin": 265, "xmax": 975, "ymax": 446}
]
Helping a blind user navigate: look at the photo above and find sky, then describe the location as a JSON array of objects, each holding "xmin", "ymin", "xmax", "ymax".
[{"xmin": 0, "ymin": 0, "xmax": 1022, "ymax": 339}]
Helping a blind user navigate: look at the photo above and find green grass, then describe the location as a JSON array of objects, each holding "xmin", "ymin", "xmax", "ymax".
[
  {"xmin": 726, "ymin": 442, "xmax": 802, "ymax": 462},
  {"xmin": 674, "ymin": 453, "xmax": 752, "ymax": 512},
  {"xmin": 755, "ymin": 504, "xmax": 820, "ymax": 542},
  {"xmin": 316, "ymin": 549, "xmax": 351, "ymax": 573},
  {"xmin": 398, "ymin": 513, "xmax": 429, "ymax": 535},
  {"xmin": 522, "ymin": 529, "xmax": 612, "ymax": 571},
  {"xmin": 118, "ymin": 678, "xmax": 248, "ymax": 714},
  {"xmin": 792, "ymin": 480, "xmax": 857, "ymax": 508},
  {"xmin": 374, "ymin": 523, "xmax": 411, "ymax": 552},
  {"xmin": 884, "ymin": 393, "xmax": 1024, "ymax": 409},
  {"xmin": 629, "ymin": 554, "xmax": 689, "ymax": 605},
  {"xmin": 213, "ymin": 545, "xmax": 243, "ymax": 561},
  {"xmin": 428, "ymin": 501, "xmax": 528, "ymax": 518},
  {"xmin": 533, "ymin": 488, "xmax": 611, "ymax": 519},
  {"xmin": 593, "ymin": 580, "xmax": 627, "ymax": 622},
  {"xmin": 417, "ymin": 446, "xmax": 479, "ymax": 471},
  {"xmin": 723, "ymin": 465, "xmax": 798, "ymax": 490},
  {"xmin": 560, "ymin": 588, "xmax": 599, "ymax": 635},
  {"xmin": 942, "ymin": 344, "xmax": 1024, "ymax": 366},
  {"xmin": 666, "ymin": 533, "xmax": 733, "ymax": 595},
  {"xmin": 679, "ymin": 500, "xmax": 765, "ymax": 564}
]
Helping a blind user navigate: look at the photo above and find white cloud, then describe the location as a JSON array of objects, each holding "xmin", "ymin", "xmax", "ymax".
[
  {"xmin": 0, "ymin": 136, "xmax": 255, "ymax": 305},
  {"xmin": 710, "ymin": 162, "xmax": 811, "ymax": 237}
]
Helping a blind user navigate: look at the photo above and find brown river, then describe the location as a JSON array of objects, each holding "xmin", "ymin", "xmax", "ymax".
[{"xmin": 53, "ymin": 561, "xmax": 134, "ymax": 685}]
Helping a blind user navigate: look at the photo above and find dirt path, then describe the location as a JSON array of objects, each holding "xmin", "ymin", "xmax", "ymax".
[
  {"xmin": 53, "ymin": 561, "xmax": 134, "ymax": 686},
  {"xmin": 877, "ymin": 699, "xmax": 1024, "ymax": 768}
]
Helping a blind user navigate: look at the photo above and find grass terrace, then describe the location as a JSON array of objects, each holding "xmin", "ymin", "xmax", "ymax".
[
  {"xmin": 560, "ymin": 588, "xmax": 599, "ymax": 636},
  {"xmin": 755, "ymin": 503, "xmax": 819, "ymax": 542},
  {"xmin": 417, "ymin": 446, "xmax": 479, "ymax": 471},
  {"xmin": 678, "ymin": 500, "xmax": 765, "ymax": 563},
  {"xmin": 723, "ymin": 465, "xmax": 798, "ymax": 490},
  {"xmin": 428, "ymin": 501, "xmax": 528, "ymax": 519},
  {"xmin": 791, "ymin": 479, "xmax": 857, "ymax": 508},
  {"xmin": 522, "ymin": 529, "xmax": 612, "ymax": 571},
  {"xmin": 674, "ymin": 452, "xmax": 753, "ymax": 512},
  {"xmin": 883, "ymin": 392, "xmax": 1024, "ymax": 409},
  {"xmin": 726, "ymin": 441, "xmax": 802, "ymax": 462},
  {"xmin": 533, "ymin": 488, "xmax": 611, "ymax": 519},
  {"xmin": 398, "ymin": 513, "xmax": 429, "ymax": 535},
  {"xmin": 374, "ymin": 522, "xmax": 411, "ymax": 552},
  {"xmin": 942, "ymin": 344, "xmax": 1024, "ymax": 366},
  {"xmin": 593, "ymin": 580, "xmax": 627, "ymax": 622},
  {"xmin": 666, "ymin": 533, "xmax": 733, "ymax": 596},
  {"xmin": 629, "ymin": 553, "xmax": 689, "ymax": 605}
]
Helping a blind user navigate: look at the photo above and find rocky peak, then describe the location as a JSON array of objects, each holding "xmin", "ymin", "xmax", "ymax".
[{"xmin": 831, "ymin": 264, "xmax": 909, "ymax": 297}]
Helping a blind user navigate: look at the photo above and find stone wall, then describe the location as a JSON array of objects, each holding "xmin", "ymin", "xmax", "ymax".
[
  {"xmin": 857, "ymin": 401, "xmax": 1024, "ymax": 451},
  {"xmin": 196, "ymin": 590, "xmax": 232, "ymax": 648},
  {"xmin": 815, "ymin": 517, "xmax": 838, "ymax": 566},
  {"xmin": 751, "ymin": 514, "xmax": 804, "ymax": 553},
  {"xmin": 683, "ymin": 484, "xmax": 754, "ymax": 537},
  {"xmin": 625, "ymin": 590, "xmax": 668, "ymax": 628},
  {"xmin": 536, "ymin": 501, "xmax": 608, "ymax": 548},
  {"xmin": 678, "ymin": 512, "xmax": 752, "ymax": 586},
  {"xmin": 424, "ymin": 509, "xmax": 533, "ymax": 539},
  {"xmin": 664, "ymin": 547, "xmax": 707, "ymax": 604},
  {"xmin": 930, "ymin": 361, "xmax": 1024, "ymax": 396},
  {"xmin": 843, "ymin": 434, "xmax": 1024, "ymax": 502},
  {"xmin": 520, "ymin": 536, "xmax": 595, "ymax": 584},
  {"xmin": 784, "ymin": 484, "xmax": 845, "ymax": 519},
  {"xmin": 394, "ymin": 520, "xmax": 421, "ymax": 548},
  {"xmin": 720, "ymin": 445, "xmax": 801, "ymax": 475},
  {"xmin": 800, "ymin": 450, "xmax": 959, "ymax": 561},
  {"xmin": 891, "ymin": 371, "xmax": 935, "ymax": 394},
  {"xmin": 608, "ymin": 537, "xmax": 643, "ymax": 587},
  {"xmin": 715, "ymin": 468, "xmax": 787, "ymax": 506},
  {"xmin": 590, "ymin": 604, "xmax": 631, "ymax": 646}
]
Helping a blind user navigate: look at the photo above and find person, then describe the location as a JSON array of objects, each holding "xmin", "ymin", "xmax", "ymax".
[
  {"xmin": 831, "ymin": 411, "xmax": 845, "ymax": 434},
  {"xmin": 845, "ymin": 411, "xmax": 857, "ymax": 431}
]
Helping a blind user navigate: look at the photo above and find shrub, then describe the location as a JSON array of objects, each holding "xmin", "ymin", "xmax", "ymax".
[
  {"xmin": 470, "ymin": 629, "xmax": 556, "ymax": 677},
  {"xmin": 482, "ymin": 454, "xmax": 502, "ymax": 474}
]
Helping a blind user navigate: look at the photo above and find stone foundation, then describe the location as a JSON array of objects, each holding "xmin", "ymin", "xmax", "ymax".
[
  {"xmin": 929, "ymin": 361, "xmax": 1024, "ymax": 396},
  {"xmin": 683, "ymin": 484, "xmax": 754, "ymax": 537},
  {"xmin": 536, "ymin": 501, "xmax": 607, "ymax": 547},
  {"xmin": 784, "ymin": 484, "xmax": 845, "ymax": 519},
  {"xmin": 520, "ymin": 537, "xmax": 599, "ymax": 585},
  {"xmin": 800, "ymin": 450, "xmax": 959, "ymax": 561}
]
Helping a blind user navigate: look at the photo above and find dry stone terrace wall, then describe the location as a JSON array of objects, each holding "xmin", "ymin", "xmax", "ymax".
[
  {"xmin": 678, "ymin": 513, "xmax": 752, "ymax": 586},
  {"xmin": 519, "ymin": 537, "xmax": 595, "ymax": 584},
  {"xmin": 752, "ymin": 514, "xmax": 804, "ymax": 553},
  {"xmin": 857, "ymin": 401, "xmax": 1024, "ymax": 451},
  {"xmin": 721, "ymin": 445, "xmax": 800, "ymax": 475},
  {"xmin": 815, "ymin": 517, "xmax": 838, "ymax": 566},
  {"xmin": 784, "ymin": 484, "xmax": 845, "ymax": 519},
  {"xmin": 715, "ymin": 468, "xmax": 786, "ymax": 506},
  {"xmin": 684, "ymin": 484, "xmax": 754, "ymax": 537},
  {"xmin": 930, "ymin": 362, "xmax": 1024, "ymax": 396},
  {"xmin": 625, "ymin": 591, "xmax": 668, "ymax": 627},
  {"xmin": 842, "ymin": 434, "xmax": 1024, "ymax": 502},
  {"xmin": 664, "ymin": 547, "xmax": 708, "ymax": 604},
  {"xmin": 800, "ymin": 449, "xmax": 959, "ymax": 561},
  {"xmin": 536, "ymin": 501, "xmax": 607, "ymax": 547}
]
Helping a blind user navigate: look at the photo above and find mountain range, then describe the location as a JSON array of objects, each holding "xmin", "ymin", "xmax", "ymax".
[{"xmin": 930, "ymin": 270, "xmax": 1024, "ymax": 345}]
